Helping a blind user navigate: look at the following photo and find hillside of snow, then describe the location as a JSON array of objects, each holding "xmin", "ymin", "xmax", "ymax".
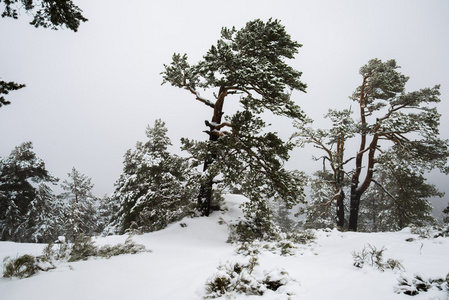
[{"xmin": 1, "ymin": 194, "xmax": 448, "ymax": 300}]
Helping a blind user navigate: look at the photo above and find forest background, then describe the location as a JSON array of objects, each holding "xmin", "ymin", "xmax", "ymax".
[{"xmin": 1, "ymin": 0, "xmax": 448, "ymax": 217}]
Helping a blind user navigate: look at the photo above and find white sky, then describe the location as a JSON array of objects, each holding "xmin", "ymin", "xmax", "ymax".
[{"xmin": 1, "ymin": 0, "xmax": 448, "ymax": 212}]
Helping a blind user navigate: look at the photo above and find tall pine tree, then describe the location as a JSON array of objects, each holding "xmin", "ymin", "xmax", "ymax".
[
  {"xmin": 295, "ymin": 59, "xmax": 449, "ymax": 231},
  {"xmin": 162, "ymin": 19, "xmax": 307, "ymax": 216}
]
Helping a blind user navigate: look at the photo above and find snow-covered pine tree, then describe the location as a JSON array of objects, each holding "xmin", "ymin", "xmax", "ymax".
[
  {"xmin": 162, "ymin": 18, "xmax": 307, "ymax": 216},
  {"xmin": 60, "ymin": 167, "xmax": 98, "ymax": 241},
  {"xmin": 302, "ymin": 170, "xmax": 344, "ymax": 229},
  {"xmin": 182, "ymin": 110, "xmax": 307, "ymax": 240},
  {"xmin": 293, "ymin": 109, "xmax": 355, "ymax": 229},
  {"xmin": 346, "ymin": 59, "xmax": 448, "ymax": 231},
  {"xmin": 295, "ymin": 59, "xmax": 448, "ymax": 231},
  {"xmin": 112, "ymin": 119, "xmax": 197, "ymax": 234},
  {"xmin": 273, "ymin": 200, "xmax": 296, "ymax": 233},
  {"xmin": 24, "ymin": 183, "xmax": 65, "ymax": 243},
  {"xmin": 96, "ymin": 194, "xmax": 118, "ymax": 236},
  {"xmin": 358, "ymin": 151, "xmax": 440, "ymax": 232},
  {"xmin": 0, "ymin": 142, "xmax": 58, "ymax": 242}
]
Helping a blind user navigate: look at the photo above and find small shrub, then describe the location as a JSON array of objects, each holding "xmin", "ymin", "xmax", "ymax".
[
  {"xmin": 204, "ymin": 256, "xmax": 298, "ymax": 299},
  {"xmin": 41, "ymin": 243, "xmax": 55, "ymax": 261},
  {"xmin": 68, "ymin": 234, "xmax": 98, "ymax": 262},
  {"xmin": 234, "ymin": 242, "xmax": 261, "ymax": 256},
  {"xmin": 2, "ymin": 235, "xmax": 150, "ymax": 280},
  {"xmin": 433, "ymin": 225, "xmax": 449, "ymax": 238},
  {"xmin": 395, "ymin": 273, "xmax": 449, "ymax": 296},
  {"xmin": 234, "ymin": 230, "xmax": 316, "ymax": 257},
  {"xmin": 385, "ymin": 258, "xmax": 405, "ymax": 272},
  {"xmin": 352, "ymin": 244, "xmax": 404, "ymax": 272},
  {"xmin": 285, "ymin": 230, "xmax": 316, "ymax": 244},
  {"xmin": 97, "ymin": 236, "xmax": 149, "ymax": 258},
  {"xmin": 205, "ymin": 275, "xmax": 232, "ymax": 297},
  {"xmin": 204, "ymin": 257, "xmax": 264, "ymax": 298},
  {"xmin": 410, "ymin": 225, "xmax": 432, "ymax": 239},
  {"xmin": 277, "ymin": 240, "xmax": 298, "ymax": 256},
  {"xmin": 262, "ymin": 240, "xmax": 298, "ymax": 257},
  {"xmin": 68, "ymin": 235, "xmax": 149, "ymax": 261},
  {"xmin": 3, "ymin": 255, "xmax": 38, "ymax": 278},
  {"xmin": 227, "ymin": 217, "xmax": 279, "ymax": 243}
]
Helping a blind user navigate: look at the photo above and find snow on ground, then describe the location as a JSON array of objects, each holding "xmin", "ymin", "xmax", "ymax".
[{"xmin": 1, "ymin": 194, "xmax": 448, "ymax": 300}]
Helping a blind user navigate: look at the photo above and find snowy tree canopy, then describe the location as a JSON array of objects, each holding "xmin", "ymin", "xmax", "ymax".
[
  {"xmin": 60, "ymin": 167, "xmax": 98, "ymax": 240},
  {"xmin": 111, "ymin": 119, "xmax": 197, "ymax": 234},
  {"xmin": 0, "ymin": 141, "xmax": 58, "ymax": 241}
]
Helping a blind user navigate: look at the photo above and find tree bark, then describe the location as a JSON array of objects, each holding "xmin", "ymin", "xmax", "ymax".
[
  {"xmin": 336, "ymin": 190, "xmax": 345, "ymax": 229},
  {"xmin": 197, "ymin": 87, "xmax": 227, "ymax": 216},
  {"xmin": 348, "ymin": 183, "xmax": 361, "ymax": 231},
  {"xmin": 335, "ymin": 138, "xmax": 345, "ymax": 229}
]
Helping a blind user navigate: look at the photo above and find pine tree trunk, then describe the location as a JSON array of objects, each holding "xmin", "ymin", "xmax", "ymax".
[
  {"xmin": 348, "ymin": 186, "xmax": 361, "ymax": 231},
  {"xmin": 336, "ymin": 190, "xmax": 345, "ymax": 229},
  {"xmin": 196, "ymin": 87, "xmax": 226, "ymax": 216},
  {"xmin": 197, "ymin": 159, "xmax": 214, "ymax": 216}
]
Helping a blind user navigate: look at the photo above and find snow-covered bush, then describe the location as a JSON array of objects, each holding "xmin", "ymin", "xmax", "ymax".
[
  {"xmin": 204, "ymin": 257, "xmax": 263, "ymax": 298},
  {"xmin": 2, "ymin": 236, "xmax": 150, "ymax": 279},
  {"xmin": 395, "ymin": 273, "xmax": 449, "ymax": 296},
  {"xmin": 410, "ymin": 225, "xmax": 433, "ymax": 239},
  {"xmin": 68, "ymin": 235, "xmax": 149, "ymax": 262},
  {"xmin": 352, "ymin": 244, "xmax": 404, "ymax": 272},
  {"xmin": 68, "ymin": 234, "xmax": 98, "ymax": 262},
  {"xmin": 270, "ymin": 240, "xmax": 298, "ymax": 256},
  {"xmin": 434, "ymin": 225, "xmax": 449, "ymax": 238},
  {"xmin": 227, "ymin": 199, "xmax": 281, "ymax": 244},
  {"xmin": 407, "ymin": 225, "xmax": 449, "ymax": 239},
  {"xmin": 97, "ymin": 236, "xmax": 149, "ymax": 258},
  {"xmin": 283, "ymin": 230, "xmax": 316, "ymax": 245},
  {"xmin": 2, "ymin": 252, "xmax": 56, "ymax": 279},
  {"xmin": 234, "ymin": 242, "xmax": 261, "ymax": 256},
  {"xmin": 233, "ymin": 229, "xmax": 316, "ymax": 257},
  {"xmin": 2, "ymin": 254, "xmax": 38, "ymax": 278},
  {"xmin": 204, "ymin": 256, "xmax": 298, "ymax": 298},
  {"xmin": 227, "ymin": 217, "xmax": 278, "ymax": 244}
]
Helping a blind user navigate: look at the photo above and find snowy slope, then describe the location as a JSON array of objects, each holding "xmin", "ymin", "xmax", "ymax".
[{"xmin": 1, "ymin": 194, "xmax": 448, "ymax": 300}]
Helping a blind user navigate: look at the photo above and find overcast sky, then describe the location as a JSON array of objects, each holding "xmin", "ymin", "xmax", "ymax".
[{"xmin": 1, "ymin": 0, "xmax": 448, "ymax": 213}]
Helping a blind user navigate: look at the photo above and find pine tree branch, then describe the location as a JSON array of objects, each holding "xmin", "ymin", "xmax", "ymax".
[
  {"xmin": 182, "ymin": 80, "xmax": 215, "ymax": 109},
  {"xmin": 371, "ymin": 179, "xmax": 397, "ymax": 202}
]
